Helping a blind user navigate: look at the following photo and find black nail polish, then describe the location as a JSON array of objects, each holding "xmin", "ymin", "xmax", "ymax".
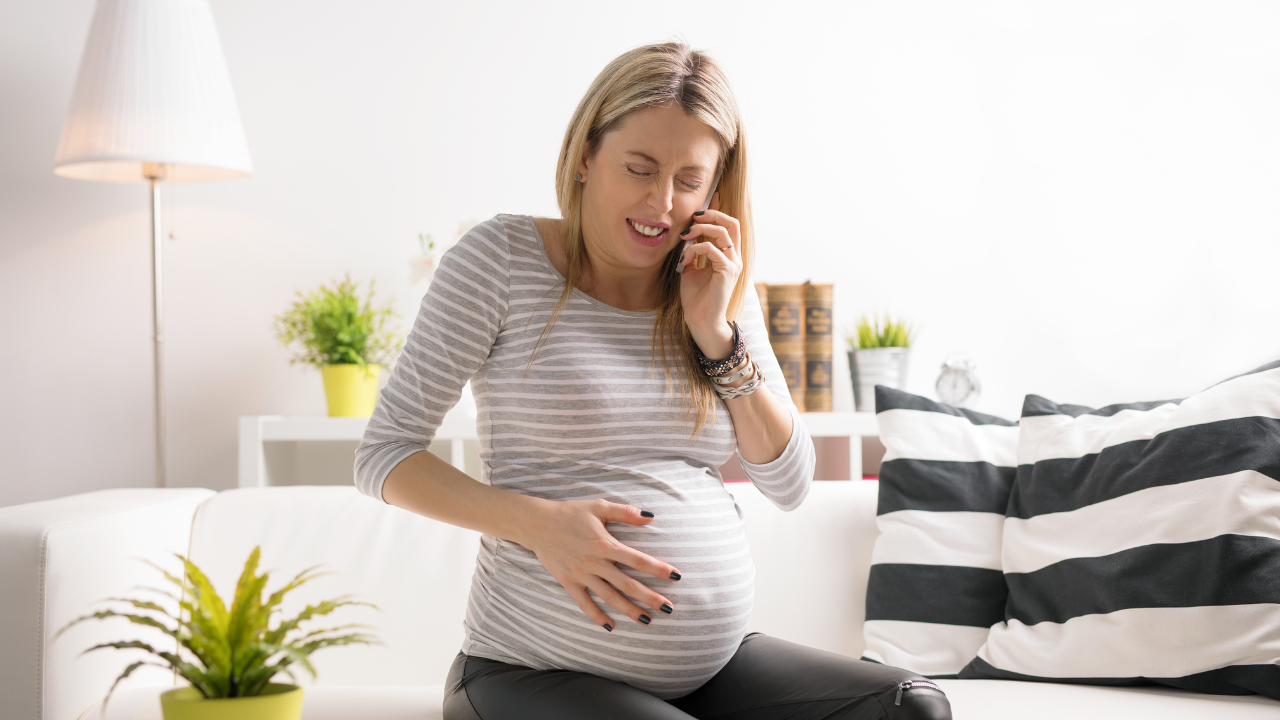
[
  {"xmin": 660, "ymin": 603, "xmax": 673, "ymax": 614},
  {"xmin": 694, "ymin": 210, "xmax": 705, "ymax": 216},
  {"xmin": 669, "ymin": 571, "xmax": 682, "ymax": 581},
  {"xmin": 603, "ymin": 623, "xmax": 613, "ymax": 632},
  {"xmin": 680, "ymin": 227, "xmax": 690, "ymax": 236},
  {"xmin": 638, "ymin": 615, "xmax": 651, "ymax": 625},
  {"xmin": 640, "ymin": 510, "xmax": 655, "ymax": 518}
]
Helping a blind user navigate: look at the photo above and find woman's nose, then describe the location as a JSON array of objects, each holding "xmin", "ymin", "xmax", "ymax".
[{"xmin": 649, "ymin": 177, "xmax": 674, "ymax": 213}]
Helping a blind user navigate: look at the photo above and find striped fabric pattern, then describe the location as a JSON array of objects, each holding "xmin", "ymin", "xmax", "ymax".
[
  {"xmin": 354, "ymin": 214, "xmax": 814, "ymax": 699},
  {"xmin": 862, "ymin": 386, "xmax": 1019, "ymax": 677},
  {"xmin": 961, "ymin": 360, "xmax": 1280, "ymax": 700}
]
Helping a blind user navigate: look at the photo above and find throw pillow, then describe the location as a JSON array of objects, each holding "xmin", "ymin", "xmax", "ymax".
[
  {"xmin": 961, "ymin": 360, "xmax": 1280, "ymax": 700},
  {"xmin": 863, "ymin": 386, "xmax": 1020, "ymax": 677}
]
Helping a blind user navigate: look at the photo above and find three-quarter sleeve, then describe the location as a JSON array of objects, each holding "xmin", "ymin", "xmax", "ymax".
[
  {"xmin": 732, "ymin": 282, "xmax": 816, "ymax": 511},
  {"xmin": 354, "ymin": 218, "xmax": 511, "ymax": 503}
]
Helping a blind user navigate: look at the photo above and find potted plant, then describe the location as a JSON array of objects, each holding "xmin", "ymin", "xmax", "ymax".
[
  {"xmin": 846, "ymin": 315, "xmax": 914, "ymax": 412},
  {"xmin": 55, "ymin": 545, "xmax": 378, "ymax": 720},
  {"xmin": 274, "ymin": 275, "xmax": 402, "ymax": 417}
]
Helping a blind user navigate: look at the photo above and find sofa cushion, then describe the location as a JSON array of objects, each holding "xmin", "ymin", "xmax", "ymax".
[
  {"xmin": 862, "ymin": 387, "xmax": 1019, "ymax": 676},
  {"xmin": 187, "ymin": 486, "xmax": 482, "ymax": 689},
  {"xmin": 961, "ymin": 360, "xmax": 1280, "ymax": 700},
  {"xmin": 731, "ymin": 480, "xmax": 879, "ymax": 659}
]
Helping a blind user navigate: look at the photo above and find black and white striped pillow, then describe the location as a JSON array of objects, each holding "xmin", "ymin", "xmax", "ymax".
[
  {"xmin": 961, "ymin": 360, "xmax": 1280, "ymax": 700},
  {"xmin": 863, "ymin": 386, "xmax": 1019, "ymax": 676}
]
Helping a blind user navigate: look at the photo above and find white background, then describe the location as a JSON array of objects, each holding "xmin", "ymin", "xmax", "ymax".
[{"xmin": 2, "ymin": 0, "xmax": 1277, "ymax": 507}]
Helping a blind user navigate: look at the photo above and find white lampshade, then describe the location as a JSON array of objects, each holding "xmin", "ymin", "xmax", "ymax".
[{"xmin": 54, "ymin": 0, "xmax": 252, "ymax": 183}]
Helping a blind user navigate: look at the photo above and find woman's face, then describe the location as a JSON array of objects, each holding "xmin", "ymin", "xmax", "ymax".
[{"xmin": 578, "ymin": 104, "xmax": 721, "ymax": 272}]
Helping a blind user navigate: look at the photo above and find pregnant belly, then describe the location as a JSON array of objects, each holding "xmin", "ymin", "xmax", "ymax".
[{"xmin": 463, "ymin": 510, "xmax": 755, "ymax": 699}]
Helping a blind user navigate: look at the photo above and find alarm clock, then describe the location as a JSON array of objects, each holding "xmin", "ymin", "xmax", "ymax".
[{"xmin": 936, "ymin": 354, "xmax": 981, "ymax": 407}]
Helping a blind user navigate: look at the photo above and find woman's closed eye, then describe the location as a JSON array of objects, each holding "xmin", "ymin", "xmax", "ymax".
[{"xmin": 625, "ymin": 165, "xmax": 702, "ymax": 191}]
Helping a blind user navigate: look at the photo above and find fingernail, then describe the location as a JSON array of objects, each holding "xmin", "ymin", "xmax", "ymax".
[
  {"xmin": 694, "ymin": 210, "xmax": 705, "ymax": 216},
  {"xmin": 660, "ymin": 603, "xmax": 673, "ymax": 614},
  {"xmin": 669, "ymin": 571, "xmax": 681, "ymax": 581},
  {"xmin": 640, "ymin": 510, "xmax": 655, "ymax": 518},
  {"xmin": 603, "ymin": 623, "xmax": 613, "ymax": 632},
  {"xmin": 638, "ymin": 615, "xmax": 651, "ymax": 625},
  {"xmin": 680, "ymin": 228, "xmax": 690, "ymax": 236},
  {"xmin": 680, "ymin": 253, "xmax": 686, "ymax": 264}
]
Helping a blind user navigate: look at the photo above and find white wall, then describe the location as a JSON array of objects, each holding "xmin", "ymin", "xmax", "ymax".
[{"xmin": 3, "ymin": 0, "xmax": 1277, "ymax": 507}]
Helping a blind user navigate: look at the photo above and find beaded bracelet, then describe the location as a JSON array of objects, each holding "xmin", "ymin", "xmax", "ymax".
[
  {"xmin": 696, "ymin": 320, "xmax": 747, "ymax": 377},
  {"xmin": 711, "ymin": 356, "xmax": 754, "ymax": 386}
]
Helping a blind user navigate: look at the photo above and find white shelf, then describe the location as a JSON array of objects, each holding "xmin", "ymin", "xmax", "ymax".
[
  {"xmin": 252, "ymin": 410, "xmax": 479, "ymax": 442},
  {"xmin": 238, "ymin": 410, "xmax": 880, "ymax": 487},
  {"xmin": 238, "ymin": 406, "xmax": 479, "ymax": 488}
]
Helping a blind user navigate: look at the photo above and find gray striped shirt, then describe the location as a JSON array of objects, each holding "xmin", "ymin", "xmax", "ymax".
[{"xmin": 355, "ymin": 214, "xmax": 814, "ymax": 698}]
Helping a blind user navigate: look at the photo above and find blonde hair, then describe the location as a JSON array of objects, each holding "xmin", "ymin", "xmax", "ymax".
[{"xmin": 549, "ymin": 41, "xmax": 754, "ymax": 433}]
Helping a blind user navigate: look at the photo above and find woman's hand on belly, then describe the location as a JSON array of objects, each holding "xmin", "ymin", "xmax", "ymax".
[{"xmin": 519, "ymin": 498, "xmax": 681, "ymax": 630}]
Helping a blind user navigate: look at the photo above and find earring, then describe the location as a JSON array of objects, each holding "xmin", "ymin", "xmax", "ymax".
[{"xmin": 576, "ymin": 173, "xmax": 582, "ymax": 181}]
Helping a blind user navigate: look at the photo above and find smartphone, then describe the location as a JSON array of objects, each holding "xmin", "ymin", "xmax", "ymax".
[{"xmin": 679, "ymin": 167, "xmax": 723, "ymax": 272}]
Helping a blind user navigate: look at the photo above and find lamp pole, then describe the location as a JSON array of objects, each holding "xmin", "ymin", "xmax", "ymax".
[
  {"xmin": 146, "ymin": 163, "xmax": 166, "ymax": 488},
  {"xmin": 53, "ymin": 0, "xmax": 253, "ymax": 490}
]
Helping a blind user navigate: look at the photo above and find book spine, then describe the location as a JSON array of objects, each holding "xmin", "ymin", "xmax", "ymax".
[
  {"xmin": 803, "ymin": 283, "xmax": 834, "ymax": 412},
  {"xmin": 765, "ymin": 284, "xmax": 806, "ymax": 411}
]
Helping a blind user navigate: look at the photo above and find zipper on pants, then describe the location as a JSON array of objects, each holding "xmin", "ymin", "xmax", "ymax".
[{"xmin": 895, "ymin": 679, "xmax": 945, "ymax": 706}]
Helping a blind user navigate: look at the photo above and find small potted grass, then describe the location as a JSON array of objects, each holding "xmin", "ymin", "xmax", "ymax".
[
  {"xmin": 846, "ymin": 315, "xmax": 914, "ymax": 412},
  {"xmin": 56, "ymin": 546, "xmax": 378, "ymax": 720},
  {"xmin": 274, "ymin": 275, "xmax": 402, "ymax": 417}
]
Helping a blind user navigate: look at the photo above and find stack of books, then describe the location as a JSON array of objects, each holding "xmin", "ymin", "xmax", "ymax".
[{"xmin": 753, "ymin": 282, "xmax": 833, "ymax": 412}]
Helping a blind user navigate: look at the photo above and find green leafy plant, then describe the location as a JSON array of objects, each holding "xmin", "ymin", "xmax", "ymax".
[
  {"xmin": 55, "ymin": 546, "xmax": 379, "ymax": 710},
  {"xmin": 848, "ymin": 314, "xmax": 914, "ymax": 349},
  {"xmin": 274, "ymin": 275, "xmax": 402, "ymax": 368}
]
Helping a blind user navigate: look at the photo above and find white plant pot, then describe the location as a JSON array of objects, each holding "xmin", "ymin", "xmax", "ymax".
[{"xmin": 849, "ymin": 348, "xmax": 910, "ymax": 412}]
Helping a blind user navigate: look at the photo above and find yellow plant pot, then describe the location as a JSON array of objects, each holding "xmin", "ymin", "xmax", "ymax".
[
  {"xmin": 321, "ymin": 364, "xmax": 381, "ymax": 417},
  {"xmin": 160, "ymin": 684, "xmax": 303, "ymax": 720}
]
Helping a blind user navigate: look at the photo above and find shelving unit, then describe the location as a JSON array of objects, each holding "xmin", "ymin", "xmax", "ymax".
[{"xmin": 238, "ymin": 410, "xmax": 880, "ymax": 488}]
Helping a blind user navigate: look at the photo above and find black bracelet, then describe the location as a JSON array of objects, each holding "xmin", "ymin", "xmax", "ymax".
[{"xmin": 696, "ymin": 320, "xmax": 747, "ymax": 377}]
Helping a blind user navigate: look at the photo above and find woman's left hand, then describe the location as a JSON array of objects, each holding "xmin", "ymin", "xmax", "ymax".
[{"xmin": 677, "ymin": 193, "xmax": 741, "ymax": 359}]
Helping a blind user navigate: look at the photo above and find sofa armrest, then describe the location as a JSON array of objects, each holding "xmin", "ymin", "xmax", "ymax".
[{"xmin": 0, "ymin": 488, "xmax": 215, "ymax": 720}]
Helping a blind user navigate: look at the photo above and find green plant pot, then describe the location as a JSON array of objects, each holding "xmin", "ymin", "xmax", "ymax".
[{"xmin": 160, "ymin": 683, "xmax": 303, "ymax": 720}]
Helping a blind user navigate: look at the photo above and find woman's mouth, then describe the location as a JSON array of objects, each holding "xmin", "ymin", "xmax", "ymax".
[{"xmin": 626, "ymin": 218, "xmax": 668, "ymax": 247}]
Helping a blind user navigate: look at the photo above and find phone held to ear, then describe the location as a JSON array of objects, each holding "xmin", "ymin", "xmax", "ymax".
[{"xmin": 677, "ymin": 167, "xmax": 722, "ymax": 273}]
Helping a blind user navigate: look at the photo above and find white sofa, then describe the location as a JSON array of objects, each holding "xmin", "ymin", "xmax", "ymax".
[{"xmin": 3, "ymin": 481, "xmax": 1276, "ymax": 720}]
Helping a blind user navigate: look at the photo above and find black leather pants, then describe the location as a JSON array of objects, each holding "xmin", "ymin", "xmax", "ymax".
[{"xmin": 443, "ymin": 632, "xmax": 951, "ymax": 720}]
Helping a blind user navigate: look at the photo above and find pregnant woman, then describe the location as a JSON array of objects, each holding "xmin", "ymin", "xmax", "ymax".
[{"xmin": 355, "ymin": 42, "xmax": 949, "ymax": 720}]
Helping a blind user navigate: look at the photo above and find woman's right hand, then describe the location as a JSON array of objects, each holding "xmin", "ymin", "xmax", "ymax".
[{"xmin": 520, "ymin": 498, "xmax": 680, "ymax": 630}]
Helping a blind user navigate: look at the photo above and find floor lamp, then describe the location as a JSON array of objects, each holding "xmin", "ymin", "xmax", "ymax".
[{"xmin": 54, "ymin": 0, "xmax": 252, "ymax": 488}]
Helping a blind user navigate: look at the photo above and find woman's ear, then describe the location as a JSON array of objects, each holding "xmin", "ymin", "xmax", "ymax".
[{"xmin": 576, "ymin": 140, "xmax": 591, "ymax": 182}]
